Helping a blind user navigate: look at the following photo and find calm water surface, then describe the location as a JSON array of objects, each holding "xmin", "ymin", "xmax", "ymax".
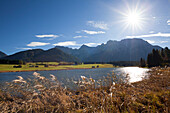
[{"xmin": 0, "ymin": 67, "xmax": 149, "ymax": 89}]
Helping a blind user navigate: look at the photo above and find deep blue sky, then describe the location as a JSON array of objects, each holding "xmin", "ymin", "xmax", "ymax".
[{"xmin": 0, "ymin": 0, "xmax": 170, "ymax": 55}]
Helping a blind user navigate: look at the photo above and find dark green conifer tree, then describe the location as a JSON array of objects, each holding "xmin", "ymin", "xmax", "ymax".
[
  {"xmin": 140, "ymin": 58, "xmax": 146, "ymax": 67},
  {"xmin": 147, "ymin": 53, "xmax": 153, "ymax": 67}
]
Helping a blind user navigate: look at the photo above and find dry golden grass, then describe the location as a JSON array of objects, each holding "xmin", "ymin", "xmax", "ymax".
[{"xmin": 0, "ymin": 67, "xmax": 169, "ymax": 112}]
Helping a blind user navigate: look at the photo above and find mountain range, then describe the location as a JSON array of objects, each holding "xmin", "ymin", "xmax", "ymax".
[
  {"xmin": 0, "ymin": 51, "xmax": 7, "ymax": 58},
  {"xmin": 0, "ymin": 38, "xmax": 162, "ymax": 62},
  {"xmin": 55, "ymin": 38, "xmax": 161, "ymax": 62}
]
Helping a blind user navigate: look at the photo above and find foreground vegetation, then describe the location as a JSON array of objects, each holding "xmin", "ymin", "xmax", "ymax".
[
  {"xmin": 0, "ymin": 63, "xmax": 113, "ymax": 72},
  {"xmin": 0, "ymin": 67, "xmax": 169, "ymax": 112}
]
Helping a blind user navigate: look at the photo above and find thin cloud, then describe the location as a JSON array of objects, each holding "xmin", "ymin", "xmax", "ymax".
[
  {"xmin": 87, "ymin": 21, "xmax": 108, "ymax": 30},
  {"xmin": 84, "ymin": 43, "xmax": 101, "ymax": 47},
  {"xmin": 167, "ymin": 19, "xmax": 170, "ymax": 25},
  {"xmin": 75, "ymin": 31, "xmax": 81, "ymax": 33},
  {"xmin": 82, "ymin": 30, "xmax": 105, "ymax": 34},
  {"xmin": 27, "ymin": 42, "xmax": 50, "ymax": 47},
  {"xmin": 35, "ymin": 34, "xmax": 59, "ymax": 38},
  {"xmin": 126, "ymin": 32, "xmax": 170, "ymax": 38},
  {"xmin": 149, "ymin": 31, "xmax": 154, "ymax": 34},
  {"xmin": 146, "ymin": 40, "xmax": 168, "ymax": 44},
  {"xmin": 53, "ymin": 41, "xmax": 101, "ymax": 47},
  {"xmin": 73, "ymin": 35, "xmax": 88, "ymax": 38},
  {"xmin": 53, "ymin": 41, "xmax": 77, "ymax": 46},
  {"xmin": 160, "ymin": 41, "xmax": 168, "ymax": 43},
  {"xmin": 35, "ymin": 34, "xmax": 60, "ymax": 40},
  {"xmin": 16, "ymin": 48, "xmax": 32, "ymax": 50},
  {"xmin": 146, "ymin": 40, "xmax": 155, "ymax": 44}
]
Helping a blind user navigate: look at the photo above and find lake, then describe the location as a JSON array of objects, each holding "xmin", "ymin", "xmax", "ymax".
[{"xmin": 0, "ymin": 67, "xmax": 149, "ymax": 89}]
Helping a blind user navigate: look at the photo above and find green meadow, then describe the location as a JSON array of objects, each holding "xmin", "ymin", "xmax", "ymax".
[{"xmin": 0, "ymin": 62, "xmax": 114, "ymax": 72}]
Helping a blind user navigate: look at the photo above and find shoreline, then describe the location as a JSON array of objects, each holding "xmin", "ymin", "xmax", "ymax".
[{"xmin": 0, "ymin": 66, "xmax": 148, "ymax": 73}]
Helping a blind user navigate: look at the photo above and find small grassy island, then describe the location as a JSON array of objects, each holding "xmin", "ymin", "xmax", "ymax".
[{"xmin": 0, "ymin": 67, "xmax": 169, "ymax": 112}]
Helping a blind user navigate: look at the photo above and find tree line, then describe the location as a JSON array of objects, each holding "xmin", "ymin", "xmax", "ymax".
[
  {"xmin": 0, "ymin": 59, "xmax": 25, "ymax": 65},
  {"xmin": 140, "ymin": 47, "xmax": 170, "ymax": 67}
]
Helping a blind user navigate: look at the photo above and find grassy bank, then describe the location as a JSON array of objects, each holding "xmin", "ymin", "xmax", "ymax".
[
  {"xmin": 0, "ymin": 67, "xmax": 169, "ymax": 112},
  {"xmin": 0, "ymin": 63, "xmax": 114, "ymax": 73}
]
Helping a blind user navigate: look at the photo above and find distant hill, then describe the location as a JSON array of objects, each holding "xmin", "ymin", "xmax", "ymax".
[
  {"xmin": 32, "ymin": 48, "xmax": 80, "ymax": 62},
  {"xmin": 56, "ymin": 38, "xmax": 162, "ymax": 62},
  {"xmin": 2, "ymin": 48, "xmax": 80, "ymax": 62},
  {"xmin": 0, "ymin": 51, "xmax": 7, "ymax": 58},
  {"xmin": 2, "ymin": 49, "xmax": 45, "ymax": 61}
]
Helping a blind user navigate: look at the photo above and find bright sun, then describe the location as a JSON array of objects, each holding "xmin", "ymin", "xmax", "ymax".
[
  {"xmin": 115, "ymin": 2, "xmax": 146, "ymax": 32},
  {"xmin": 126, "ymin": 12, "xmax": 141, "ymax": 26},
  {"xmin": 124, "ymin": 11, "xmax": 143, "ymax": 30}
]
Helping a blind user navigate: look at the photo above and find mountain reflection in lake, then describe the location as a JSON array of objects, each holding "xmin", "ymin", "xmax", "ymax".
[{"xmin": 0, "ymin": 67, "xmax": 149, "ymax": 89}]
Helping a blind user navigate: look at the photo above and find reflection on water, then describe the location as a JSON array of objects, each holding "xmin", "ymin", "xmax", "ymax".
[
  {"xmin": 117, "ymin": 67, "xmax": 149, "ymax": 82},
  {"xmin": 0, "ymin": 67, "xmax": 149, "ymax": 89}
]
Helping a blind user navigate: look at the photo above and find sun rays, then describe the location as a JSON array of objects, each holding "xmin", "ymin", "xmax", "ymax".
[
  {"xmin": 113, "ymin": 1, "xmax": 148, "ymax": 33},
  {"xmin": 123, "ymin": 9, "xmax": 145, "ymax": 32}
]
